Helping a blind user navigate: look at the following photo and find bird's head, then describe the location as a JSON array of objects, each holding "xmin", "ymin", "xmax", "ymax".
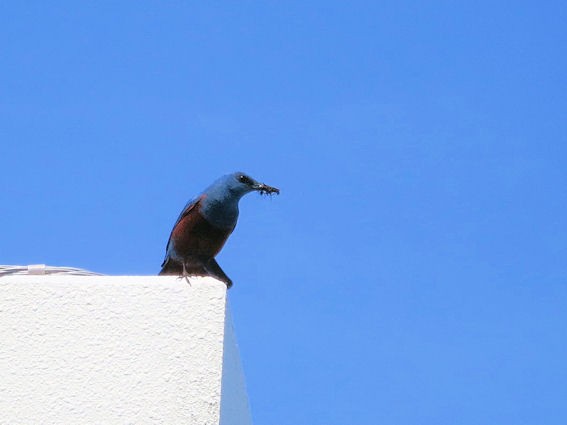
[
  {"xmin": 226, "ymin": 172, "xmax": 280, "ymax": 197},
  {"xmin": 200, "ymin": 172, "xmax": 279, "ymax": 227},
  {"xmin": 204, "ymin": 172, "xmax": 279, "ymax": 205}
]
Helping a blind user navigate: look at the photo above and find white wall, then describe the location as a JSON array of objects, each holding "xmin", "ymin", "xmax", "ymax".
[
  {"xmin": 220, "ymin": 305, "xmax": 253, "ymax": 425},
  {"xmin": 0, "ymin": 275, "xmax": 251, "ymax": 425}
]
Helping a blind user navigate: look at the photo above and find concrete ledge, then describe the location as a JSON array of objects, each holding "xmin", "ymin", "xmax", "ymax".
[{"xmin": 0, "ymin": 275, "xmax": 251, "ymax": 425}]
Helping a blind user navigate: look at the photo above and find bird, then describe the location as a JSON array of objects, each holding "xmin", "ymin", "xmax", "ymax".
[{"xmin": 159, "ymin": 172, "xmax": 279, "ymax": 288}]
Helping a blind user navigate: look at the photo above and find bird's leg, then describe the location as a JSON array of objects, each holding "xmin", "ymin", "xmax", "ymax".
[{"xmin": 179, "ymin": 261, "xmax": 192, "ymax": 286}]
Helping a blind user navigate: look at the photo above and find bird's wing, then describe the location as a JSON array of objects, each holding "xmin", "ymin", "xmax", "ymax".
[
  {"xmin": 162, "ymin": 195, "xmax": 205, "ymax": 261},
  {"xmin": 172, "ymin": 195, "xmax": 204, "ymax": 229}
]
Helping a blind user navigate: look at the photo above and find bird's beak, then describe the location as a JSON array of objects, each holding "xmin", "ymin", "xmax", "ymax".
[{"xmin": 252, "ymin": 182, "xmax": 280, "ymax": 195}]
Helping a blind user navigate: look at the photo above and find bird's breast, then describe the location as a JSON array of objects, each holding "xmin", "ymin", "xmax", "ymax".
[
  {"xmin": 201, "ymin": 198, "xmax": 239, "ymax": 229},
  {"xmin": 170, "ymin": 210, "xmax": 233, "ymax": 259}
]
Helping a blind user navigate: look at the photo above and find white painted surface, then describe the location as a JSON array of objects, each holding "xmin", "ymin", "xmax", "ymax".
[
  {"xmin": 220, "ymin": 305, "xmax": 253, "ymax": 425},
  {"xmin": 0, "ymin": 275, "xmax": 250, "ymax": 425}
]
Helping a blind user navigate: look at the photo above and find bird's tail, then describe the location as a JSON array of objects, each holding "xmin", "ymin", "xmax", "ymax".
[
  {"xmin": 158, "ymin": 257, "xmax": 232, "ymax": 288},
  {"xmin": 158, "ymin": 257, "xmax": 209, "ymax": 277}
]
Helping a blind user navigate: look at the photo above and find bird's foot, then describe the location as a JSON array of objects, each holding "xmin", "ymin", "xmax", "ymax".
[
  {"xmin": 176, "ymin": 275, "xmax": 192, "ymax": 286},
  {"xmin": 178, "ymin": 263, "xmax": 192, "ymax": 286}
]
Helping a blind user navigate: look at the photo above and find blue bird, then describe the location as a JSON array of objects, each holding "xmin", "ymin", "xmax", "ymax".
[{"xmin": 159, "ymin": 172, "xmax": 280, "ymax": 288}]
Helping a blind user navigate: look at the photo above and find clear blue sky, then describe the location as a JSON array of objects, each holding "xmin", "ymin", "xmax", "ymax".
[{"xmin": 2, "ymin": 2, "xmax": 566, "ymax": 424}]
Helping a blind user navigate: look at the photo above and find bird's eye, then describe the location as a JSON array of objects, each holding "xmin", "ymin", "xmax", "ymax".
[{"xmin": 239, "ymin": 175, "xmax": 252, "ymax": 185}]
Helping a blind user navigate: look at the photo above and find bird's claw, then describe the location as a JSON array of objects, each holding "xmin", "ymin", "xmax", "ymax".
[{"xmin": 179, "ymin": 263, "xmax": 192, "ymax": 286}]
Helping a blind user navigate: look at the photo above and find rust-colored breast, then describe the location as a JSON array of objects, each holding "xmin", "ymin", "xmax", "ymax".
[{"xmin": 171, "ymin": 207, "xmax": 233, "ymax": 259}]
